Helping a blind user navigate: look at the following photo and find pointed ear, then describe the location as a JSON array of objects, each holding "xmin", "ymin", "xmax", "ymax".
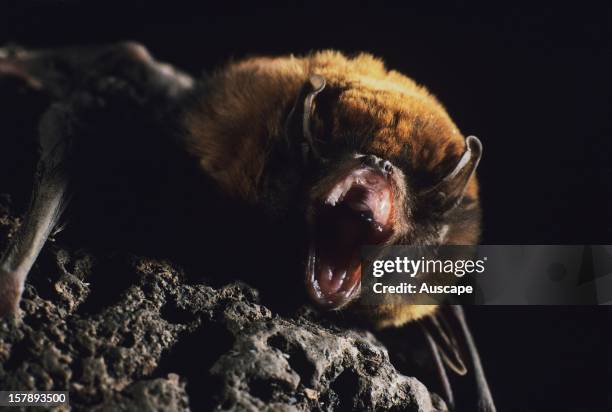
[
  {"xmin": 284, "ymin": 75, "xmax": 326, "ymax": 163},
  {"xmin": 421, "ymin": 135, "xmax": 483, "ymax": 214}
]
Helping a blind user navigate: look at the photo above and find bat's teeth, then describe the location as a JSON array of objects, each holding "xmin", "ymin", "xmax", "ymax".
[
  {"xmin": 326, "ymin": 186, "xmax": 342, "ymax": 205},
  {"xmin": 326, "ymin": 175, "xmax": 356, "ymax": 205},
  {"xmin": 341, "ymin": 176, "xmax": 357, "ymax": 198}
]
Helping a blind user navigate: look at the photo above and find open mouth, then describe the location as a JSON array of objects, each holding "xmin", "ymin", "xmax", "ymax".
[{"xmin": 306, "ymin": 166, "xmax": 395, "ymax": 309}]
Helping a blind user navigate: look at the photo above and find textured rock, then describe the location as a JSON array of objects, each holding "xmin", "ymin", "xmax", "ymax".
[{"xmin": 0, "ymin": 197, "xmax": 442, "ymax": 411}]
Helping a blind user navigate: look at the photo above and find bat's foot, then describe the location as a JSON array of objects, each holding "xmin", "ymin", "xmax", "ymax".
[{"xmin": 0, "ymin": 269, "xmax": 23, "ymax": 317}]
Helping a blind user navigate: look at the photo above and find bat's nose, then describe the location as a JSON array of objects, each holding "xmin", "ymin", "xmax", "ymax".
[{"xmin": 362, "ymin": 154, "xmax": 393, "ymax": 175}]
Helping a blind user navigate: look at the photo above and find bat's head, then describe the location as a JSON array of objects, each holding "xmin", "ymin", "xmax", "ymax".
[{"xmin": 284, "ymin": 74, "xmax": 482, "ymax": 314}]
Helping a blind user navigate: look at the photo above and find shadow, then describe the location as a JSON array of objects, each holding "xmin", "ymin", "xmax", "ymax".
[
  {"xmin": 76, "ymin": 254, "xmax": 138, "ymax": 315},
  {"xmin": 155, "ymin": 322, "xmax": 235, "ymax": 411}
]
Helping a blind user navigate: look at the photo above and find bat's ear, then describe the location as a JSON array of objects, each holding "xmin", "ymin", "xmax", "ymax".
[
  {"xmin": 421, "ymin": 135, "xmax": 482, "ymax": 214},
  {"xmin": 284, "ymin": 74, "xmax": 327, "ymax": 164}
]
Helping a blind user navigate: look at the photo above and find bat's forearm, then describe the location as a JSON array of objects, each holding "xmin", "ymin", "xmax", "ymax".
[
  {"xmin": 0, "ymin": 101, "xmax": 73, "ymax": 317},
  {"xmin": 0, "ymin": 173, "xmax": 68, "ymax": 316}
]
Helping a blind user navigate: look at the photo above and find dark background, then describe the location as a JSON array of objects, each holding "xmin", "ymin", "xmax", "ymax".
[{"xmin": 1, "ymin": 1, "xmax": 611, "ymax": 411}]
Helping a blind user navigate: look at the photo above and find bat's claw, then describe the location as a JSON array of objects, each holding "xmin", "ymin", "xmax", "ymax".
[{"xmin": 49, "ymin": 221, "xmax": 68, "ymax": 242}]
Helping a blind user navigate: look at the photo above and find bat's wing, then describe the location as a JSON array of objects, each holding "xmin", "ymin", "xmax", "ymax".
[
  {"xmin": 1, "ymin": 43, "xmax": 193, "ymax": 101},
  {"xmin": 421, "ymin": 305, "xmax": 496, "ymax": 412},
  {"xmin": 0, "ymin": 43, "xmax": 194, "ymax": 317}
]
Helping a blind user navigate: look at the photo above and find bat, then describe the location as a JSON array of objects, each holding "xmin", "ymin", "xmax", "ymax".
[
  {"xmin": 0, "ymin": 44, "xmax": 494, "ymax": 411},
  {"xmin": 183, "ymin": 51, "xmax": 492, "ymax": 410}
]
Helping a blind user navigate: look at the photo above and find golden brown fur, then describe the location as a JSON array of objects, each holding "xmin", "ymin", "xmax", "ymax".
[{"xmin": 183, "ymin": 50, "xmax": 481, "ymax": 328}]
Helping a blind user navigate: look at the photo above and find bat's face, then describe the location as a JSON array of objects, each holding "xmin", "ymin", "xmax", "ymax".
[{"xmin": 282, "ymin": 76, "xmax": 482, "ymax": 315}]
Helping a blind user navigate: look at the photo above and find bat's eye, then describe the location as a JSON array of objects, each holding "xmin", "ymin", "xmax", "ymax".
[
  {"xmin": 359, "ymin": 154, "xmax": 393, "ymax": 176},
  {"xmin": 306, "ymin": 165, "xmax": 395, "ymax": 309}
]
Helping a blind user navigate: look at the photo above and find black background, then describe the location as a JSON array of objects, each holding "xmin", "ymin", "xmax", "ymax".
[{"xmin": 1, "ymin": 1, "xmax": 611, "ymax": 411}]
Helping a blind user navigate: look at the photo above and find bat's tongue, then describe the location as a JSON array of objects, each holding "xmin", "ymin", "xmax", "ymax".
[{"xmin": 307, "ymin": 168, "xmax": 394, "ymax": 309}]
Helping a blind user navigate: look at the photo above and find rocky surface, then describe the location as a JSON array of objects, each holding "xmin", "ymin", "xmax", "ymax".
[{"xmin": 0, "ymin": 197, "xmax": 443, "ymax": 411}]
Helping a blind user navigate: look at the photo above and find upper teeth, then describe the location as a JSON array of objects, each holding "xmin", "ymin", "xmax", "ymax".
[{"xmin": 325, "ymin": 177, "xmax": 353, "ymax": 205}]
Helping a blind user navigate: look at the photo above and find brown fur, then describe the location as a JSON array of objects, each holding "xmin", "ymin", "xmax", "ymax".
[{"xmin": 183, "ymin": 50, "xmax": 481, "ymax": 328}]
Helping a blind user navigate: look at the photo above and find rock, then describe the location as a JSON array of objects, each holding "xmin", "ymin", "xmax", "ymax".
[{"xmin": 0, "ymin": 196, "xmax": 442, "ymax": 411}]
